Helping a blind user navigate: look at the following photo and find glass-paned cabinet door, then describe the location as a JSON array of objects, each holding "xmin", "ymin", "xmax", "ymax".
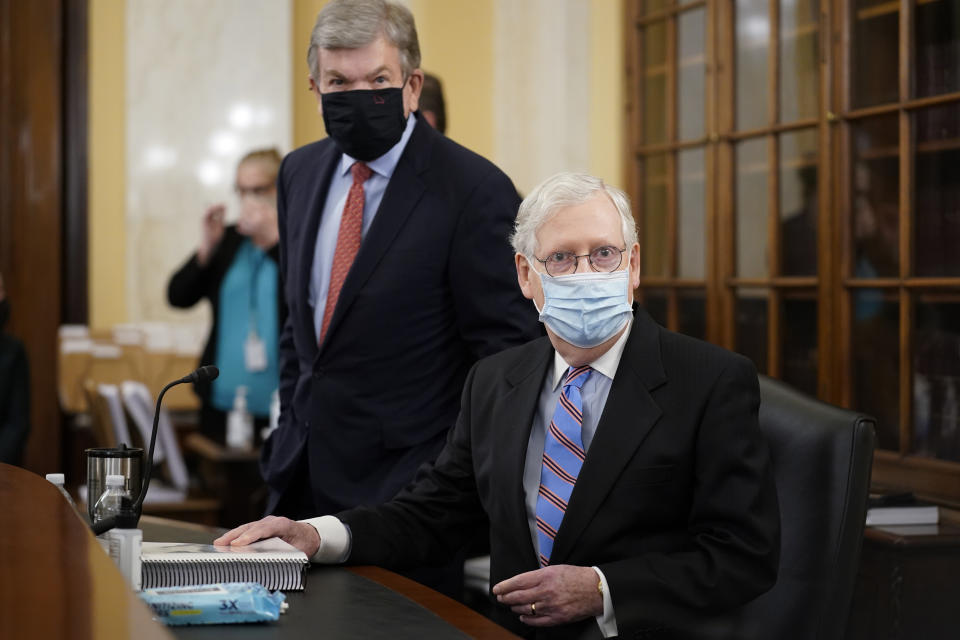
[
  {"xmin": 850, "ymin": 114, "xmax": 899, "ymax": 278},
  {"xmin": 736, "ymin": 287, "xmax": 769, "ymax": 373},
  {"xmin": 678, "ymin": 7, "xmax": 706, "ymax": 140},
  {"xmin": 736, "ymin": 0, "xmax": 771, "ymax": 130},
  {"xmin": 913, "ymin": 294, "xmax": 960, "ymax": 461},
  {"xmin": 678, "ymin": 289, "xmax": 707, "ymax": 340},
  {"xmin": 736, "ymin": 138, "xmax": 769, "ymax": 278},
  {"xmin": 780, "ymin": 0, "xmax": 820, "ymax": 123},
  {"xmin": 850, "ymin": 289, "xmax": 900, "ymax": 450},
  {"xmin": 915, "ymin": 0, "xmax": 960, "ymax": 98},
  {"xmin": 643, "ymin": 19, "xmax": 669, "ymax": 145},
  {"xmin": 642, "ymin": 154, "xmax": 670, "ymax": 277},
  {"xmin": 850, "ymin": 0, "xmax": 900, "ymax": 108},
  {"xmin": 678, "ymin": 147, "xmax": 706, "ymax": 279},
  {"xmin": 780, "ymin": 291, "xmax": 818, "ymax": 396},
  {"xmin": 779, "ymin": 128, "xmax": 818, "ymax": 276},
  {"xmin": 913, "ymin": 102, "xmax": 960, "ymax": 277}
]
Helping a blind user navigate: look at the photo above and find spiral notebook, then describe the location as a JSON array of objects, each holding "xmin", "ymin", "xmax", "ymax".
[{"xmin": 140, "ymin": 538, "xmax": 309, "ymax": 591}]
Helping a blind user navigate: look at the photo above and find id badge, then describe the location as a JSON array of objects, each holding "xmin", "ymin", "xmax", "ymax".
[{"xmin": 244, "ymin": 331, "xmax": 268, "ymax": 372}]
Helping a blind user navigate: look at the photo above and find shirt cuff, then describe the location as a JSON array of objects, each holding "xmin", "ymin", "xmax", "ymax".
[
  {"xmin": 300, "ymin": 515, "xmax": 351, "ymax": 564},
  {"xmin": 592, "ymin": 566, "xmax": 618, "ymax": 638}
]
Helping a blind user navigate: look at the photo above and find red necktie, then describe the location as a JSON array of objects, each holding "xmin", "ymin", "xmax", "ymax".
[{"xmin": 319, "ymin": 162, "xmax": 372, "ymax": 344}]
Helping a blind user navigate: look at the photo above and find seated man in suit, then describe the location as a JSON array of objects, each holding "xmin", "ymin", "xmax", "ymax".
[{"xmin": 218, "ymin": 172, "xmax": 781, "ymax": 638}]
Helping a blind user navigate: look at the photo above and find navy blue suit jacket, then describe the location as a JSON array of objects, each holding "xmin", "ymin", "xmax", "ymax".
[{"xmin": 261, "ymin": 115, "xmax": 541, "ymax": 514}]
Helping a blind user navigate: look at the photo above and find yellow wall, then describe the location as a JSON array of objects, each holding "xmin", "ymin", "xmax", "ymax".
[
  {"xmin": 293, "ymin": 0, "xmax": 329, "ymax": 147},
  {"xmin": 589, "ymin": 0, "xmax": 625, "ymax": 187},
  {"xmin": 88, "ymin": 0, "xmax": 127, "ymax": 329}
]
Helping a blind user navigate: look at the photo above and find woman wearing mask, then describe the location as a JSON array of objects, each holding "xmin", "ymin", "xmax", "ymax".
[{"xmin": 168, "ymin": 148, "xmax": 285, "ymax": 445}]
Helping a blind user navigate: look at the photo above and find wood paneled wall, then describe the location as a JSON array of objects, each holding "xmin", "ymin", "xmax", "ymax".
[{"xmin": 0, "ymin": 0, "xmax": 65, "ymax": 473}]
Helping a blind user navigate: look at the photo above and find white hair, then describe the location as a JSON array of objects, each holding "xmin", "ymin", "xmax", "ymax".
[
  {"xmin": 510, "ymin": 172, "xmax": 638, "ymax": 258},
  {"xmin": 307, "ymin": 0, "xmax": 421, "ymax": 81}
]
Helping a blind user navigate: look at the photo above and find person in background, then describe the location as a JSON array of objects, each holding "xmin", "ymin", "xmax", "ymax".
[
  {"xmin": 419, "ymin": 72, "xmax": 446, "ymax": 134},
  {"xmin": 259, "ymin": 0, "xmax": 540, "ymax": 597},
  {"xmin": 0, "ymin": 272, "xmax": 30, "ymax": 466},
  {"xmin": 168, "ymin": 148, "xmax": 285, "ymax": 445}
]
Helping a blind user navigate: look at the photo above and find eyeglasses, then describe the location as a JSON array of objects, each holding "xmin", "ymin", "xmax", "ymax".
[
  {"xmin": 235, "ymin": 183, "xmax": 275, "ymax": 198},
  {"xmin": 535, "ymin": 245, "xmax": 626, "ymax": 276}
]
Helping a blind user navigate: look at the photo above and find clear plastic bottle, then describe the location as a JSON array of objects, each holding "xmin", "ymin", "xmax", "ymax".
[
  {"xmin": 262, "ymin": 389, "xmax": 280, "ymax": 442},
  {"xmin": 227, "ymin": 385, "xmax": 254, "ymax": 450},
  {"xmin": 45, "ymin": 473, "xmax": 78, "ymax": 511},
  {"xmin": 93, "ymin": 474, "xmax": 131, "ymax": 525}
]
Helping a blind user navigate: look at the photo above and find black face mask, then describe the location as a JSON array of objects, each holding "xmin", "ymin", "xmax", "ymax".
[
  {"xmin": 0, "ymin": 299, "xmax": 8, "ymax": 332},
  {"xmin": 321, "ymin": 86, "xmax": 406, "ymax": 161}
]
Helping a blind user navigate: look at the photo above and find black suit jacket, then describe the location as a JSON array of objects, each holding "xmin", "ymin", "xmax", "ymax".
[
  {"xmin": 261, "ymin": 114, "xmax": 541, "ymax": 514},
  {"xmin": 341, "ymin": 308, "xmax": 781, "ymax": 639}
]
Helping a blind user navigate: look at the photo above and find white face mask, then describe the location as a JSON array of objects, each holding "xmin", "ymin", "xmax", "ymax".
[{"xmin": 530, "ymin": 260, "xmax": 633, "ymax": 348}]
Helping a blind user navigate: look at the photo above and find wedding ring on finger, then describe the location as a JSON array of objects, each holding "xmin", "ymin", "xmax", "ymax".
[{"xmin": 530, "ymin": 602, "xmax": 536, "ymax": 616}]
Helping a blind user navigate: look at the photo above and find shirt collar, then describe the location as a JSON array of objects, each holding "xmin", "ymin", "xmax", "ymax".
[
  {"xmin": 337, "ymin": 112, "xmax": 417, "ymax": 179},
  {"xmin": 551, "ymin": 317, "xmax": 633, "ymax": 390}
]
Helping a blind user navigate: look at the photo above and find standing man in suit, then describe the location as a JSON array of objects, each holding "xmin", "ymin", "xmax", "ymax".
[
  {"xmin": 262, "ymin": 0, "xmax": 539, "ymax": 551},
  {"xmin": 221, "ymin": 172, "xmax": 781, "ymax": 638}
]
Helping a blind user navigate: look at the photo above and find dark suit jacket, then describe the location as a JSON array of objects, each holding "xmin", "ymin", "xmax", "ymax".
[
  {"xmin": 261, "ymin": 114, "xmax": 541, "ymax": 514},
  {"xmin": 340, "ymin": 308, "xmax": 781, "ymax": 639},
  {"xmin": 0, "ymin": 332, "xmax": 29, "ymax": 465},
  {"xmin": 167, "ymin": 225, "xmax": 283, "ymax": 407}
]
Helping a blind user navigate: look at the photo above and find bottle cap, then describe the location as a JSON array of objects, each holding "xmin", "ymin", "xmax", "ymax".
[
  {"xmin": 106, "ymin": 474, "xmax": 126, "ymax": 487},
  {"xmin": 45, "ymin": 473, "xmax": 65, "ymax": 485}
]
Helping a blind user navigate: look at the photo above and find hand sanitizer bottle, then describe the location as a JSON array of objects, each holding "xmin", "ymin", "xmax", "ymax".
[{"xmin": 227, "ymin": 385, "xmax": 253, "ymax": 450}]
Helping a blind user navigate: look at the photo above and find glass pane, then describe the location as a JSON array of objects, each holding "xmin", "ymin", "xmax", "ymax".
[
  {"xmin": 736, "ymin": 138, "xmax": 769, "ymax": 278},
  {"xmin": 914, "ymin": 102, "xmax": 960, "ymax": 277},
  {"xmin": 780, "ymin": 292, "xmax": 818, "ymax": 397},
  {"xmin": 913, "ymin": 298, "xmax": 960, "ymax": 461},
  {"xmin": 643, "ymin": 21, "xmax": 669, "ymax": 145},
  {"xmin": 850, "ymin": 0, "xmax": 899, "ymax": 108},
  {"xmin": 642, "ymin": 0, "xmax": 670, "ymax": 16},
  {"xmin": 736, "ymin": 287, "xmax": 769, "ymax": 373},
  {"xmin": 643, "ymin": 289, "xmax": 668, "ymax": 326},
  {"xmin": 780, "ymin": 0, "xmax": 820, "ymax": 122},
  {"xmin": 736, "ymin": 0, "xmax": 770, "ymax": 130},
  {"xmin": 643, "ymin": 154, "xmax": 669, "ymax": 277},
  {"xmin": 915, "ymin": 0, "xmax": 960, "ymax": 98},
  {"xmin": 678, "ymin": 8, "xmax": 706, "ymax": 140},
  {"xmin": 678, "ymin": 289, "xmax": 706, "ymax": 340},
  {"xmin": 851, "ymin": 289, "xmax": 899, "ymax": 450},
  {"xmin": 851, "ymin": 114, "xmax": 900, "ymax": 278},
  {"xmin": 678, "ymin": 148, "xmax": 706, "ymax": 279},
  {"xmin": 779, "ymin": 128, "xmax": 819, "ymax": 276}
]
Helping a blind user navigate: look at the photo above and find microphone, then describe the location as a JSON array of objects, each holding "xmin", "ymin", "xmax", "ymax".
[
  {"xmin": 134, "ymin": 365, "xmax": 220, "ymax": 518},
  {"xmin": 91, "ymin": 366, "xmax": 219, "ymax": 535}
]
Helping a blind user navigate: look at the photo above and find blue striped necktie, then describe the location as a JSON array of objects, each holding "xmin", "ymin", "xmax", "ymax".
[{"xmin": 536, "ymin": 364, "xmax": 591, "ymax": 566}]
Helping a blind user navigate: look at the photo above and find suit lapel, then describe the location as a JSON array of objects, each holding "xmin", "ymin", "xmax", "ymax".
[
  {"xmin": 318, "ymin": 119, "xmax": 432, "ymax": 353},
  {"xmin": 549, "ymin": 308, "xmax": 668, "ymax": 564},
  {"xmin": 296, "ymin": 143, "xmax": 340, "ymax": 350},
  {"xmin": 493, "ymin": 340, "xmax": 554, "ymax": 570}
]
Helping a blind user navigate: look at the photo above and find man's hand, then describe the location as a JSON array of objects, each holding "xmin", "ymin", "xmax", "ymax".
[
  {"xmin": 198, "ymin": 203, "xmax": 226, "ymax": 265},
  {"xmin": 492, "ymin": 564, "xmax": 603, "ymax": 627},
  {"xmin": 213, "ymin": 516, "xmax": 321, "ymax": 558}
]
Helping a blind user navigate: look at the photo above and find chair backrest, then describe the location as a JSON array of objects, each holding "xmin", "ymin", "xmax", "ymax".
[
  {"xmin": 121, "ymin": 381, "xmax": 189, "ymax": 491},
  {"xmin": 732, "ymin": 375, "xmax": 876, "ymax": 640}
]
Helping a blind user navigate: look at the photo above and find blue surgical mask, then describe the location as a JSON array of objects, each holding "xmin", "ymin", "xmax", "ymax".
[{"xmin": 532, "ymin": 262, "xmax": 633, "ymax": 348}]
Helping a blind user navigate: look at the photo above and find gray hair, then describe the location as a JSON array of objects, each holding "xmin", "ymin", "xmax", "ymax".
[
  {"xmin": 510, "ymin": 172, "xmax": 638, "ymax": 258},
  {"xmin": 307, "ymin": 0, "xmax": 421, "ymax": 81}
]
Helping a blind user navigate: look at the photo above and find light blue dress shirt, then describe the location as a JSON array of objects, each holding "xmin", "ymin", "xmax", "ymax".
[{"xmin": 308, "ymin": 113, "xmax": 417, "ymax": 340}]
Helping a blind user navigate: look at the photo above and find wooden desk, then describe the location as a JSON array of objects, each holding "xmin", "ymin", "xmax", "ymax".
[
  {"xmin": 0, "ymin": 463, "xmax": 172, "ymax": 640},
  {"xmin": 0, "ymin": 463, "xmax": 516, "ymax": 639},
  {"xmin": 140, "ymin": 516, "xmax": 518, "ymax": 639},
  {"xmin": 846, "ymin": 521, "xmax": 960, "ymax": 639}
]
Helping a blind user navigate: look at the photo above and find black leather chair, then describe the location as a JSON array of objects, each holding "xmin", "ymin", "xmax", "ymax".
[{"xmin": 727, "ymin": 375, "xmax": 876, "ymax": 640}]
